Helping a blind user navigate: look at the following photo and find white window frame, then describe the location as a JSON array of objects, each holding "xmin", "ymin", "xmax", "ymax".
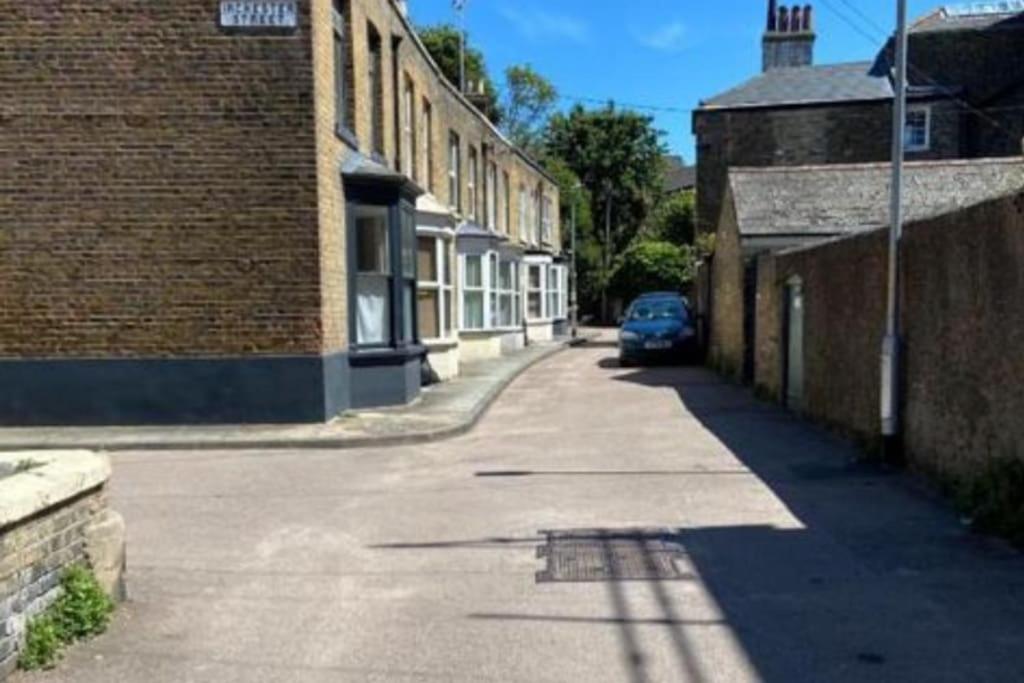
[
  {"xmin": 402, "ymin": 77, "xmax": 416, "ymax": 180},
  {"xmin": 460, "ymin": 252, "xmax": 489, "ymax": 331},
  {"xmin": 417, "ymin": 233, "xmax": 453, "ymax": 341},
  {"xmin": 542, "ymin": 196, "xmax": 553, "ymax": 244},
  {"xmin": 518, "ymin": 185, "xmax": 528, "ymax": 242},
  {"xmin": 496, "ymin": 259, "xmax": 520, "ymax": 329},
  {"xmin": 420, "ymin": 99, "xmax": 432, "ymax": 191},
  {"xmin": 448, "ymin": 132, "xmax": 460, "ymax": 211},
  {"xmin": 486, "ymin": 161, "xmax": 498, "ymax": 230},
  {"xmin": 501, "ymin": 171, "xmax": 510, "ymax": 235},
  {"xmin": 905, "ymin": 105, "xmax": 931, "ymax": 152},
  {"xmin": 467, "ymin": 147, "xmax": 478, "ymax": 220},
  {"xmin": 526, "ymin": 262, "xmax": 546, "ymax": 321}
]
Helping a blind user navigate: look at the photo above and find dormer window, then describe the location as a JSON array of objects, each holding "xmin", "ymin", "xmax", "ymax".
[{"xmin": 905, "ymin": 106, "xmax": 931, "ymax": 152}]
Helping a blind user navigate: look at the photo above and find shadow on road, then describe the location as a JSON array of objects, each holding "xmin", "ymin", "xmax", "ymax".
[{"xmin": 603, "ymin": 356, "xmax": 1024, "ymax": 682}]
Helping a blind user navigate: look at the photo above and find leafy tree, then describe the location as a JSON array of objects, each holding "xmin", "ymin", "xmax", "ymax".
[
  {"xmin": 544, "ymin": 104, "xmax": 667, "ymax": 319},
  {"xmin": 501, "ymin": 64, "xmax": 557, "ymax": 155},
  {"xmin": 648, "ymin": 189, "xmax": 696, "ymax": 245},
  {"xmin": 611, "ymin": 240, "xmax": 698, "ymax": 306},
  {"xmin": 417, "ymin": 24, "xmax": 501, "ymax": 124}
]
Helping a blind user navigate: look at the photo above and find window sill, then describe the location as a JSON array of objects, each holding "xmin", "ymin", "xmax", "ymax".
[
  {"xmin": 423, "ymin": 337, "xmax": 459, "ymax": 351},
  {"xmin": 335, "ymin": 124, "xmax": 359, "ymax": 150}
]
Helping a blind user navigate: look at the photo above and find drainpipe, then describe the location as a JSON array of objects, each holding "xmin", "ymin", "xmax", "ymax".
[{"xmin": 881, "ymin": 0, "xmax": 908, "ymax": 461}]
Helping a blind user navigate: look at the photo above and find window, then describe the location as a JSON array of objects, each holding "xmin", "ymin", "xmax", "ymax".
[
  {"xmin": 462, "ymin": 254, "xmax": 486, "ymax": 330},
  {"xmin": 502, "ymin": 171, "xmax": 511, "ymax": 235},
  {"xmin": 542, "ymin": 196, "xmax": 553, "ymax": 243},
  {"xmin": 421, "ymin": 99, "xmax": 433, "ymax": 191},
  {"xmin": 518, "ymin": 184, "xmax": 528, "ymax": 241},
  {"xmin": 527, "ymin": 264, "xmax": 543, "ymax": 320},
  {"xmin": 534, "ymin": 187, "xmax": 543, "ymax": 244},
  {"xmin": 448, "ymin": 132, "xmax": 460, "ymax": 211},
  {"xmin": 905, "ymin": 106, "xmax": 930, "ymax": 152},
  {"xmin": 417, "ymin": 236, "xmax": 453, "ymax": 340},
  {"xmin": 547, "ymin": 265, "xmax": 565, "ymax": 319},
  {"xmin": 486, "ymin": 161, "xmax": 498, "ymax": 230},
  {"xmin": 402, "ymin": 76, "xmax": 416, "ymax": 180},
  {"xmin": 400, "ymin": 209, "xmax": 417, "ymax": 342},
  {"xmin": 367, "ymin": 24, "xmax": 384, "ymax": 156},
  {"xmin": 332, "ymin": 1, "xmax": 353, "ymax": 134},
  {"xmin": 467, "ymin": 146, "xmax": 478, "ymax": 220},
  {"xmin": 496, "ymin": 260, "xmax": 520, "ymax": 328},
  {"xmin": 354, "ymin": 206, "xmax": 391, "ymax": 345}
]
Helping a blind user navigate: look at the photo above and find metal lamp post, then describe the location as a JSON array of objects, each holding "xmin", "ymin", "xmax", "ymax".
[{"xmin": 881, "ymin": 0, "xmax": 908, "ymax": 460}]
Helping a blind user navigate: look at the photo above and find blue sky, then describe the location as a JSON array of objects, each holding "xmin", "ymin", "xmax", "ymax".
[{"xmin": 409, "ymin": 0, "xmax": 941, "ymax": 161}]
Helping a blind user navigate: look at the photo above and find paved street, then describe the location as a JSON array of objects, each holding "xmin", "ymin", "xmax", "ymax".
[{"xmin": 19, "ymin": 333, "xmax": 1024, "ymax": 683}]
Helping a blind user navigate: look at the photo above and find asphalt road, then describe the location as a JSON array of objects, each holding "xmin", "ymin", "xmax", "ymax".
[{"xmin": 19, "ymin": 333, "xmax": 1024, "ymax": 682}]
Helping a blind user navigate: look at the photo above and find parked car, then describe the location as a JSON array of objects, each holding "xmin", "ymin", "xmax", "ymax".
[{"xmin": 618, "ymin": 294, "xmax": 698, "ymax": 366}]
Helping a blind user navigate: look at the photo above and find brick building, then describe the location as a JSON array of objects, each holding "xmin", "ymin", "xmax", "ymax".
[
  {"xmin": 694, "ymin": 1, "xmax": 1024, "ymax": 235},
  {"xmin": 0, "ymin": 0, "xmax": 564, "ymax": 424},
  {"xmin": 708, "ymin": 158, "xmax": 1024, "ymax": 380}
]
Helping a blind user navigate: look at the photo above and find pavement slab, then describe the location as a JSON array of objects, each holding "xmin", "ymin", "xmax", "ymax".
[{"xmin": 14, "ymin": 330, "xmax": 1024, "ymax": 682}]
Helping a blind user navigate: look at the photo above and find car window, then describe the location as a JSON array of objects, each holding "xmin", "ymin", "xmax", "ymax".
[{"xmin": 628, "ymin": 300, "xmax": 686, "ymax": 321}]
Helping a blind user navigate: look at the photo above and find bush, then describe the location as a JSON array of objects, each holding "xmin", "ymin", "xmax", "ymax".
[
  {"xmin": 18, "ymin": 565, "xmax": 115, "ymax": 671},
  {"xmin": 612, "ymin": 239, "xmax": 697, "ymax": 304}
]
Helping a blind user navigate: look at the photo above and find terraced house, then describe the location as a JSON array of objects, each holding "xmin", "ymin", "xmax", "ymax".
[{"xmin": 0, "ymin": 0, "xmax": 565, "ymax": 425}]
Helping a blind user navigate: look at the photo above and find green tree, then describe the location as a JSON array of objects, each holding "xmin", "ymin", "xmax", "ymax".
[
  {"xmin": 417, "ymin": 24, "xmax": 501, "ymax": 124},
  {"xmin": 611, "ymin": 240, "xmax": 698, "ymax": 306},
  {"xmin": 501, "ymin": 64, "xmax": 557, "ymax": 155},
  {"xmin": 648, "ymin": 189, "xmax": 696, "ymax": 245},
  {"xmin": 544, "ymin": 104, "xmax": 667, "ymax": 320}
]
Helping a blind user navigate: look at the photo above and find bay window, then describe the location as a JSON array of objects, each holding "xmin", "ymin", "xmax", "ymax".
[
  {"xmin": 417, "ymin": 236, "xmax": 453, "ymax": 340},
  {"xmin": 497, "ymin": 260, "xmax": 520, "ymax": 328},
  {"xmin": 354, "ymin": 206, "xmax": 391, "ymax": 345},
  {"xmin": 527, "ymin": 264, "xmax": 543, "ymax": 320},
  {"xmin": 462, "ymin": 254, "xmax": 486, "ymax": 330}
]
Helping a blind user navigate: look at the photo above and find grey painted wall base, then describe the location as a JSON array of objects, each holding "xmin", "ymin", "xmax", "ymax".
[
  {"xmin": 349, "ymin": 348, "xmax": 423, "ymax": 409},
  {"xmin": 0, "ymin": 354, "xmax": 351, "ymax": 426}
]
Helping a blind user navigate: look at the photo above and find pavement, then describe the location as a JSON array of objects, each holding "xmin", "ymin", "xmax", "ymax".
[
  {"xmin": 0, "ymin": 338, "xmax": 582, "ymax": 452},
  {"xmin": 15, "ymin": 329, "xmax": 1024, "ymax": 682}
]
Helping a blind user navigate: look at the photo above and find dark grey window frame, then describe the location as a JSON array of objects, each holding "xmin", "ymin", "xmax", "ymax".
[{"xmin": 345, "ymin": 181, "xmax": 420, "ymax": 353}]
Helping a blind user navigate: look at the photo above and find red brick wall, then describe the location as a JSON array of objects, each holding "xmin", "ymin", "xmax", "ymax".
[{"xmin": 0, "ymin": 1, "xmax": 323, "ymax": 357}]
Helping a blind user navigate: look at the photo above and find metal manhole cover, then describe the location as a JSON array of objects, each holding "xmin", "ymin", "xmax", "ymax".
[{"xmin": 536, "ymin": 528, "xmax": 689, "ymax": 583}]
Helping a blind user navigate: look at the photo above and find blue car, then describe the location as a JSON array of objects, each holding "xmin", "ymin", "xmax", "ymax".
[{"xmin": 618, "ymin": 295, "xmax": 697, "ymax": 366}]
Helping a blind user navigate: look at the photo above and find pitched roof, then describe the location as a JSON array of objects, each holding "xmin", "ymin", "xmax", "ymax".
[
  {"xmin": 663, "ymin": 156, "xmax": 696, "ymax": 193},
  {"xmin": 728, "ymin": 157, "xmax": 1024, "ymax": 237},
  {"xmin": 911, "ymin": 4, "xmax": 1024, "ymax": 33},
  {"xmin": 700, "ymin": 62, "xmax": 893, "ymax": 110}
]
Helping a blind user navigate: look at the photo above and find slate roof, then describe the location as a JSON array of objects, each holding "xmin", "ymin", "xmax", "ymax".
[
  {"xmin": 700, "ymin": 62, "xmax": 893, "ymax": 110},
  {"xmin": 729, "ymin": 157, "xmax": 1024, "ymax": 237},
  {"xmin": 663, "ymin": 156, "xmax": 696, "ymax": 193},
  {"xmin": 911, "ymin": 4, "xmax": 1024, "ymax": 33}
]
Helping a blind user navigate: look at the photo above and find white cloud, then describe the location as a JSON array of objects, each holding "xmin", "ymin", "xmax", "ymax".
[
  {"xmin": 498, "ymin": 5, "xmax": 590, "ymax": 44},
  {"xmin": 634, "ymin": 21, "xmax": 688, "ymax": 52}
]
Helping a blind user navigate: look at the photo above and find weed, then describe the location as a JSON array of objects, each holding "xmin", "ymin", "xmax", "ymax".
[{"xmin": 17, "ymin": 565, "xmax": 115, "ymax": 671}]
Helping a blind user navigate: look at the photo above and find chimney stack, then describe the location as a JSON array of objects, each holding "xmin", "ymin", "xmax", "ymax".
[{"xmin": 763, "ymin": 3, "xmax": 815, "ymax": 72}]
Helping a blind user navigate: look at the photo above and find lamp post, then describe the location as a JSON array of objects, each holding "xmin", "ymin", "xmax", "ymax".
[
  {"xmin": 570, "ymin": 182, "xmax": 580, "ymax": 337},
  {"xmin": 881, "ymin": 0, "xmax": 908, "ymax": 460}
]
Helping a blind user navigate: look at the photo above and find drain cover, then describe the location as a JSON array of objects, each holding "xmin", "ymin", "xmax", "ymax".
[{"xmin": 536, "ymin": 528, "xmax": 689, "ymax": 583}]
